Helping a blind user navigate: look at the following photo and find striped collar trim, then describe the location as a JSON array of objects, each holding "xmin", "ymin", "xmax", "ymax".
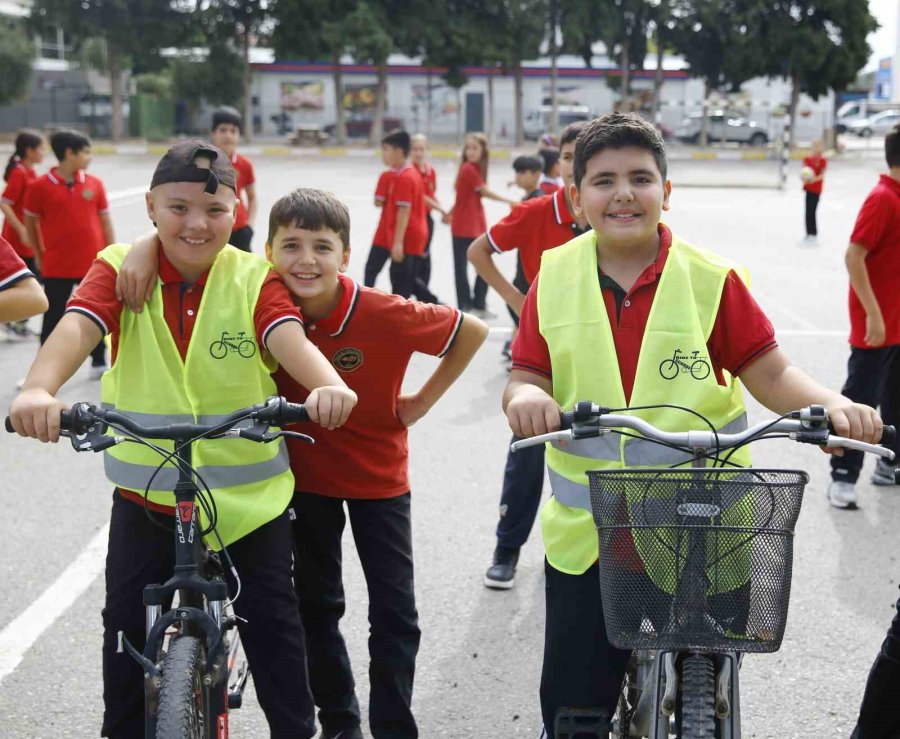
[{"xmin": 46, "ymin": 168, "xmax": 86, "ymax": 186}]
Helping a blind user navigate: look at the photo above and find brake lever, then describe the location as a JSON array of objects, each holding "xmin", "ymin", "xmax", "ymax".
[{"xmin": 267, "ymin": 430, "xmax": 315, "ymax": 444}]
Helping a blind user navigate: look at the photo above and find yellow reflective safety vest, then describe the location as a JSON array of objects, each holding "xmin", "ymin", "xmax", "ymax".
[
  {"xmin": 537, "ymin": 230, "xmax": 752, "ymax": 581},
  {"xmin": 99, "ymin": 243, "xmax": 294, "ymax": 549}
]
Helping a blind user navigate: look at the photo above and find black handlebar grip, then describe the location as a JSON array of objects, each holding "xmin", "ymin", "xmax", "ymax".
[
  {"xmin": 559, "ymin": 411, "xmax": 576, "ymax": 431},
  {"xmin": 882, "ymin": 425, "xmax": 896, "ymax": 447},
  {"xmin": 283, "ymin": 403, "xmax": 309, "ymax": 424},
  {"xmin": 59, "ymin": 409, "xmax": 73, "ymax": 432},
  {"xmin": 4, "ymin": 417, "xmax": 13, "ymax": 433}
]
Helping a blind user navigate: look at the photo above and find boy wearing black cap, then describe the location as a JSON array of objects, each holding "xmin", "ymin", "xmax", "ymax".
[
  {"xmin": 8, "ymin": 140, "xmax": 357, "ymax": 738},
  {"xmin": 211, "ymin": 105, "xmax": 257, "ymax": 252}
]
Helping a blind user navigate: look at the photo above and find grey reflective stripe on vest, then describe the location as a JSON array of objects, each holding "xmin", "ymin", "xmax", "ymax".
[
  {"xmin": 105, "ymin": 442, "xmax": 290, "ymax": 492},
  {"xmin": 100, "ymin": 404, "xmax": 254, "ymax": 429},
  {"xmin": 548, "ymin": 414, "xmax": 750, "ymax": 512},
  {"xmin": 550, "ymin": 432, "xmax": 619, "ymax": 461}
]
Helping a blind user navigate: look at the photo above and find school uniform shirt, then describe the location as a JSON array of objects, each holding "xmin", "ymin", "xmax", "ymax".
[
  {"xmin": 848, "ymin": 174, "xmax": 900, "ymax": 348},
  {"xmin": 1, "ymin": 162, "xmax": 38, "ymax": 258},
  {"xmin": 385, "ymin": 163, "xmax": 429, "ymax": 256},
  {"xmin": 802, "ymin": 155, "xmax": 827, "ymax": 195},
  {"xmin": 512, "ymin": 224, "xmax": 778, "ymax": 401},
  {"xmin": 232, "ymin": 152, "xmax": 256, "ymax": 232},
  {"xmin": 451, "ymin": 161, "xmax": 487, "ymax": 239},
  {"xmin": 416, "ymin": 162, "xmax": 437, "ymax": 212},
  {"xmin": 538, "ymin": 174, "xmax": 561, "ymax": 195},
  {"xmin": 372, "ymin": 169, "xmax": 394, "ymax": 248},
  {"xmin": 0, "ymin": 235, "xmax": 32, "ymax": 289},
  {"xmin": 486, "ymin": 188, "xmax": 584, "ymax": 284},
  {"xmin": 276, "ymin": 273, "xmax": 463, "ymax": 499},
  {"xmin": 23, "ymin": 168, "xmax": 109, "ymax": 279}
]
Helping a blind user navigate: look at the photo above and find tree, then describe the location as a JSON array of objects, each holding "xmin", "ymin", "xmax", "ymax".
[
  {"xmin": 271, "ymin": 0, "xmax": 355, "ymax": 144},
  {"xmin": 29, "ymin": 0, "xmax": 184, "ymax": 141},
  {"xmin": 0, "ymin": 19, "xmax": 34, "ymax": 107},
  {"xmin": 343, "ymin": 3, "xmax": 394, "ymax": 145},
  {"xmin": 170, "ymin": 41, "xmax": 245, "ymax": 129}
]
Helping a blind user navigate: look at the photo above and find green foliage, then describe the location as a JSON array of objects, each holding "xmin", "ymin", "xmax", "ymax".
[
  {"xmin": 343, "ymin": 3, "xmax": 393, "ymax": 66},
  {"xmin": 170, "ymin": 43, "xmax": 244, "ymax": 109},
  {"xmin": 270, "ymin": 0, "xmax": 356, "ymax": 61},
  {"xmin": 134, "ymin": 71, "xmax": 174, "ymax": 98},
  {"xmin": 0, "ymin": 19, "xmax": 34, "ymax": 106}
]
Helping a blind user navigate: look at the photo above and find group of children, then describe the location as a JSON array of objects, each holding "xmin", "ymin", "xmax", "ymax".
[{"xmin": 3, "ymin": 109, "xmax": 900, "ymax": 738}]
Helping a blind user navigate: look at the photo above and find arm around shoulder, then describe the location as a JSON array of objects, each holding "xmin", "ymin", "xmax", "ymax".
[{"xmin": 0, "ymin": 276, "xmax": 47, "ymax": 322}]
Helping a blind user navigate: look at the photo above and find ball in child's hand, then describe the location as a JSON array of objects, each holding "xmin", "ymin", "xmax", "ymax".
[{"xmin": 800, "ymin": 166, "xmax": 815, "ymax": 183}]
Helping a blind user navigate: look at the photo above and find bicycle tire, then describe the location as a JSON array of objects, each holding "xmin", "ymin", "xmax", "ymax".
[
  {"xmin": 156, "ymin": 635, "xmax": 208, "ymax": 739},
  {"xmin": 659, "ymin": 360, "xmax": 679, "ymax": 380},
  {"xmin": 690, "ymin": 360, "xmax": 710, "ymax": 381},
  {"xmin": 237, "ymin": 340, "xmax": 256, "ymax": 359},
  {"xmin": 612, "ymin": 655, "xmax": 638, "ymax": 738},
  {"xmin": 679, "ymin": 654, "xmax": 716, "ymax": 739},
  {"xmin": 209, "ymin": 341, "xmax": 227, "ymax": 360}
]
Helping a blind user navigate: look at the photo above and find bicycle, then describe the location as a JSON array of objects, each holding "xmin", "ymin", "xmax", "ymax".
[
  {"xmin": 209, "ymin": 331, "xmax": 256, "ymax": 360},
  {"xmin": 659, "ymin": 350, "xmax": 711, "ymax": 381},
  {"xmin": 512, "ymin": 402, "xmax": 898, "ymax": 738},
  {"xmin": 6, "ymin": 395, "xmax": 312, "ymax": 738}
]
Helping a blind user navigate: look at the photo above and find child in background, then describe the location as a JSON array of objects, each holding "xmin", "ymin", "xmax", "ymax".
[
  {"xmin": 445, "ymin": 132, "xmax": 517, "ymax": 316},
  {"xmin": 0, "ymin": 235, "xmax": 47, "ymax": 322},
  {"xmin": 23, "ymin": 129, "xmax": 113, "ymax": 377},
  {"xmin": 538, "ymin": 149, "xmax": 562, "ymax": 194},
  {"xmin": 210, "ymin": 106, "xmax": 258, "ymax": 252},
  {"xmin": 363, "ymin": 166, "xmax": 395, "ymax": 288},
  {"xmin": 802, "ymin": 139, "xmax": 827, "ymax": 242},
  {"xmin": 1, "ymin": 129, "xmax": 45, "ymax": 338},
  {"xmin": 410, "ymin": 133, "xmax": 447, "ymax": 296}
]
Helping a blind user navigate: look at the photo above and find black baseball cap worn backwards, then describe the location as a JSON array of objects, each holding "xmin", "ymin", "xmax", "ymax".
[{"xmin": 150, "ymin": 139, "xmax": 236, "ymax": 195}]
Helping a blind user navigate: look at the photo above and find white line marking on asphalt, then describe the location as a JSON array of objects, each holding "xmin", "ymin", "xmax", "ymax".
[{"xmin": 0, "ymin": 521, "xmax": 109, "ymax": 684}]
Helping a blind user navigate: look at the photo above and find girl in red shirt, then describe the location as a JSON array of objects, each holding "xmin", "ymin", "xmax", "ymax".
[
  {"xmin": 1, "ymin": 129, "xmax": 45, "ymax": 270},
  {"xmin": 410, "ymin": 134, "xmax": 447, "ymax": 293},
  {"xmin": 445, "ymin": 133, "xmax": 516, "ymax": 314}
]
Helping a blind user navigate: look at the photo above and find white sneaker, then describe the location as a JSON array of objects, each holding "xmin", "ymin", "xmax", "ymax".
[
  {"xmin": 827, "ymin": 480, "xmax": 858, "ymax": 509},
  {"xmin": 89, "ymin": 362, "xmax": 110, "ymax": 380}
]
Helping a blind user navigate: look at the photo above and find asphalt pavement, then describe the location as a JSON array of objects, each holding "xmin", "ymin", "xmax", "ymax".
[{"xmin": 0, "ymin": 148, "xmax": 897, "ymax": 738}]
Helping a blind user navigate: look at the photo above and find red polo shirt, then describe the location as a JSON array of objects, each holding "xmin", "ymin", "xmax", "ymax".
[
  {"xmin": 385, "ymin": 163, "xmax": 429, "ymax": 256},
  {"xmin": 372, "ymin": 169, "xmax": 394, "ymax": 248},
  {"xmin": 511, "ymin": 225, "xmax": 778, "ymax": 401},
  {"xmin": 416, "ymin": 162, "xmax": 437, "ymax": 212},
  {"xmin": 451, "ymin": 161, "xmax": 487, "ymax": 239},
  {"xmin": 0, "ymin": 236, "xmax": 32, "ymax": 288},
  {"xmin": 275, "ymin": 274, "xmax": 463, "ymax": 499},
  {"xmin": 232, "ymin": 152, "xmax": 255, "ymax": 231},
  {"xmin": 487, "ymin": 188, "xmax": 583, "ymax": 284},
  {"xmin": 538, "ymin": 175, "xmax": 561, "ymax": 195},
  {"xmin": 848, "ymin": 174, "xmax": 900, "ymax": 348},
  {"xmin": 1, "ymin": 162, "xmax": 38, "ymax": 257},
  {"xmin": 802, "ymin": 155, "xmax": 827, "ymax": 195},
  {"xmin": 23, "ymin": 168, "xmax": 109, "ymax": 279}
]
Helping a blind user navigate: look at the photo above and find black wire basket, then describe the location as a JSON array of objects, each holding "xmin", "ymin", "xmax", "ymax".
[{"xmin": 587, "ymin": 468, "xmax": 807, "ymax": 653}]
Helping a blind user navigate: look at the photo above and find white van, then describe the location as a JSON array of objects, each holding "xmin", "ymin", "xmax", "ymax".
[
  {"xmin": 836, "ymin": 100, "xmax": 899, "ymax": 132},
  {"xmin": 523, "ymin": 105, "xmax": 592, "ymax": 139}
]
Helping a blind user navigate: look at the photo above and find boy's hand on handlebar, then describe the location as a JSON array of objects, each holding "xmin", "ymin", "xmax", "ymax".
[
  {"xmin": 506, "ymin": 386, "xmax": 561, "ymax": 438},
  {"xmin": 8, "ymin": 389, "xmax": 68, "ymax": 443},
  {"xmin": 305, "ymin": 386, "xmax": 357, "ymax": 430},
  {"xmin": 824, "ymin": 400, "xmax": 883, "ymax": 456}
]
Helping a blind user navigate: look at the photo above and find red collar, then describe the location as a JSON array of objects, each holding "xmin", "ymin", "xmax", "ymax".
[
  {"xmin": 393, "ymin": 162, "xmax": 413, "ymax": 174},
  {"xmin": 598, "ymin": 224, "xmax": 672, "ymax": 291},
  {"xmin": 158, "ymin": 247, "xmax": 211, "ymax": 286},
  {"xmin": 306, "ymin": 273, "xmax": 359, "ymax": 337},
  {"xmin": 47, "ymin": 168, "xmax": 86, "ymax": 186},
  {"xmin": 552, "ymin": 188, "xmax": 575, "ymax": 226}
]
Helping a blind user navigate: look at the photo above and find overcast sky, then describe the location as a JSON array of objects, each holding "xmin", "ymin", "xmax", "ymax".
[{"xmin": 868, "ymin": 0, "xmax": 898, "ymax": 70}]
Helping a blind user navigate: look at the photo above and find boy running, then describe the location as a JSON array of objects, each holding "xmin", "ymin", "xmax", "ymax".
[
  {"xmin": 9, "ymin": 141, "xmax": 357, "ymax": 739},
  {"xmin": 210, "ymin": 106, "xmax": 257, "ymax": 252},
  {"xmin": 503, "ymin": 113, "xmax": 883, "ymax": 736},
  {"xmin": 827, "ymin": 124, "xmax": 900, "ymax": 509},
  {"xmin": 467, "ymin": 126, "xmax": 590, "ymax": 588},
  {"xmin": 23, "ymin": 129, "xmax": 113, "ymax": 376}
]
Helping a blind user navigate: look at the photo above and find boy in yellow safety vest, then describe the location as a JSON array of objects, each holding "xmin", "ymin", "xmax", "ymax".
[
  {"xmin": 8, "ymin": 140, "xmax": 357, "ymax": 738},
  {"xmin": 503, "ymin": 112, "xmax": 885, "ymax": 737}
]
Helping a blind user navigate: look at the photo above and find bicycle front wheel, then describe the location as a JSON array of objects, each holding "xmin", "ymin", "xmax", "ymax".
[
  {"xmin": 678, "ymin": 654, "xmax": 716, "ymax": 738},
  {"xmin": 156, "ymin": 635, "xmax": 208, "ymax": 739}
]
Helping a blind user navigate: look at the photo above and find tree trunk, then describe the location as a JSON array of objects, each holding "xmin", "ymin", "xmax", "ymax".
[
  {"xmin": 242, "ymin": 30, "xmax": 253, "ymax": 143},
  {"xmin": 700, "ymin": 79, "xmax": 710, "ymax": 147},
  {"xmin": 549, "ymin": 0, "xmax": 559, "ymax": 132},
  {"xmin": 788, "ymin": 71, "xmax": 800, "ymax": 149},
  {"xmin": 514, "ymin": 63, "xmax": 524, "ymax": 146},
  {"xmin": 331, "ymin": 52, "xmax": 346, "ymax": 145},
  {"xmin": 620, "ymin": 40, "xmax": 631, "ymax": 109},
  {"xmin": 369, "ymin": 62, "xmax": 388, "ymax": 147},
  {"xmin": 108, "ymin": 45, "xmax": 123, "ymax": 142},
  {"xmin": 651, "ymin": 25, "xmax": 664, "ymax": 124},
  {"xmin": 487, "ymin": 70, "xmax": 494, "ymax": 143}
]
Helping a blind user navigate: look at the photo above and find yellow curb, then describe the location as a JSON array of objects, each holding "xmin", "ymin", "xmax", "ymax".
[
  {"xmin": 740, "ymin": 151, "xmax": 769, "ymax": 161},
  {"xmin": 431, "ymin": 148, "xmax": 460, "ymax": 159},
  {"xmin": 492, "ymin": 149, "xmax": 511, "ymax": 160},
  {"xmin": 790, "ymin": 149, "xmax": 811, "ymax": 160},
  {"xmin": 319, "ymin": 147, "xmax": 349, "ymax": 157},
  {"xmin": 147, "ymin": 145, "xmax": 169, "ymax": 156},
  {"xmin": 92, "ymin": 144, "xmax": 117, "ymax": 155},
  {"xmin": 690, "ymin": 152, "xmax": 719, "ymax": 160},
  {"xmin": 261, "ymin": 146, "xmax": 293, "ymax": 157}
]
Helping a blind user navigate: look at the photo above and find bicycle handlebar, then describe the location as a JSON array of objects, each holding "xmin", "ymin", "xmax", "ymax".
[{"xmin": 513, "ymin": 402, "xmax": 897, "ymax": 468}]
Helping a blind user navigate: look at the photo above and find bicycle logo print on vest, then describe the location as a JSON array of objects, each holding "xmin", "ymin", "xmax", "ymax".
[
  {"xmin": 209, "ymin": 330, "xmax": 257, "ymax": 359},
  {"xmin": 659, "ymin": 348, "xmax": 711, "ymax": 381}
]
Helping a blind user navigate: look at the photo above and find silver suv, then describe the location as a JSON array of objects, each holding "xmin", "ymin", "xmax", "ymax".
[{"xmin": 675, "ymin": 111, "xmax": 769, "ymax": 145}]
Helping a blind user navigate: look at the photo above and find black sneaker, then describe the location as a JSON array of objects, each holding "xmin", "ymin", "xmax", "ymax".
[
  {"xmin": 484, "ymin": 546, "xmax": 519, "ymax": 589},
  {"xmin": 321, "ymin": 727, "xmax": 364, "ymax": 739},
  {"xmin": 871, "ymin": 459, "xmax": 899, "ymax": 486}
]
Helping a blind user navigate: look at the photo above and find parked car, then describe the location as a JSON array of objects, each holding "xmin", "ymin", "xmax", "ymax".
[
  {"xmin": 523, "ymin": 105, "xmax": 592, "ymax": 139},
  {"xmin": 675, "ymin": 111, "xmax": 768, "ymax": 145},
  {"xmin": 323, "ymin": 113, "xmax": 404, "ymax": 140},
  {"xmin": 836, "ymin": 100, "xmax": 899, "ymax": 133},
  {"xmin": 845, "ymin": 109, "xmax": 900, "ymax": 138}
]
